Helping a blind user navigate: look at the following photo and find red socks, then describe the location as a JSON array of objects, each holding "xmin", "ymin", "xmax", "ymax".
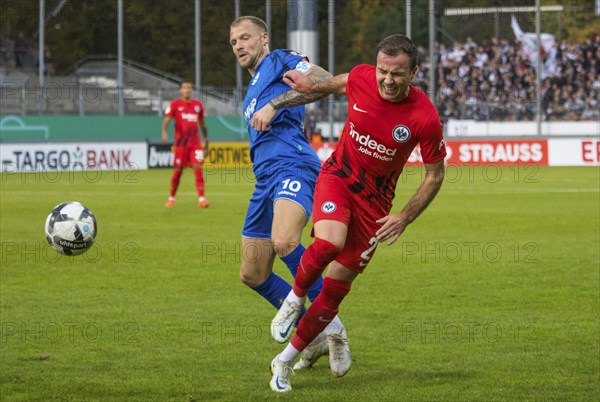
[
  {"xmin": 170, "ymin": 169, "xmax": 183, "ymax": 197},
  {"xmin": 194, "ymin": 167, "xmax": 205, "ymax": 197},
  {"xmin": 292, "ymin": 277, "xmax": 351, "ymax": 351},
  {"xmin": 293, "ymin": 238, "xmax": 339, "ymax": 297},
  {"xmin": 170, "ymin": 168, "xmax": 205, "ymax": 198}
]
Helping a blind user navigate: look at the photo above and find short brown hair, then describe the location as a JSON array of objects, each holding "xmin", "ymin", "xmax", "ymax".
[
  {"xmin": 376, "ymin": 34, "xmax": 418, "ymax": 70},
  {"xmin": 230, "ymin": 16, "xmax": 268, "ymax": 33}
]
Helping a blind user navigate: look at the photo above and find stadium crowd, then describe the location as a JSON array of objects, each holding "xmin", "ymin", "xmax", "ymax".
[
  {"xmin": 412, "ymin": 33, "xmax": 599, "ymax": 122},
  {"xmin": 2, "ymin": 29, "xmax": 598, "ymax": 123}
]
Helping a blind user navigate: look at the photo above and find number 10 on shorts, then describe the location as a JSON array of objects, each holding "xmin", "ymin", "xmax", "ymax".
[{"xmin": 282, "ymin": 179, "xmax": 301, "ymax": 192}]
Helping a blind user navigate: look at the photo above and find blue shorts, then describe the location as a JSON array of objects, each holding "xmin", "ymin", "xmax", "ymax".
[{"xmin": 242, "ymin": 164, "xmax": 320, "ymax": 239}]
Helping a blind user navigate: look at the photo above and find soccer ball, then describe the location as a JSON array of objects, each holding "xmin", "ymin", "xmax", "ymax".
[{"xmin": 45, "ymin": 202, "xmax": 97, "ymax": 255}]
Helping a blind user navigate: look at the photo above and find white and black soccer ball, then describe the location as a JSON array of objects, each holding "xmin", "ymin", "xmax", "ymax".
[{"xmin": 45, "ymin": 202, "xmax": 97, "ymax": 256}]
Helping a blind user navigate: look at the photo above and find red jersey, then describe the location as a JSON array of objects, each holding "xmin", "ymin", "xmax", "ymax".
[
  {"xmin": 322, "ymin": 64, "xmax": 446, "ymax": 211},
  {"xmin": 165, "ymin": 98, "xmax": 205, "ymax": 147}
]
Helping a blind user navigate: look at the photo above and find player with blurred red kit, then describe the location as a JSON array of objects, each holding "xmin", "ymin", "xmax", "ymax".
[{"xmin": 161, "ymin": 80, "xmax": 209, "ymax": 208}]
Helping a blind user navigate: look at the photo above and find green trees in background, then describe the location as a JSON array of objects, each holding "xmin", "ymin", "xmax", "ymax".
[{"xmin": 2, "ymin": 0, "xmax": 597, "ymax": 86}]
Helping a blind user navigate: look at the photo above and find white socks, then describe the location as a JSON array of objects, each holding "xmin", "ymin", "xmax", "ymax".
[
  {"xmin": 287, "ymin": 290, "xmax": 306, "ymax": 306},
  {"xmin": 278, "ymin": 345, "xmax": 301, "ymax": 363}
]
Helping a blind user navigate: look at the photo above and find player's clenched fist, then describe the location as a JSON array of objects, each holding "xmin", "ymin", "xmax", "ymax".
[{"xmin": 250, "ymin": 104, "xmax": 276, "ymax": 132}]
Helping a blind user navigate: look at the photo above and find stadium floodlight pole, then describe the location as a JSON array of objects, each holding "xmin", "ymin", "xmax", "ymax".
[
  {"xmin": 536, "ymin": 0, "xmax": 542, "ymax": 136},
  {"xmin": 328, "ymin": 0, "xmax": 334, "ymax": 139},
  {"xmin": 288, "ymin": 0, "xmax": 318, "ymax": 65},
  {"xmin": 428, "ymin": 0, "xmax": 435, "ymax": 103},
  {"xmin": 406, "ymin": 0, "xmax": 411, "ymax": 38},
  {"xmin": 266, "ymin": 0, "xmax": 271, "ymax": 36},
  {"xmin": 117, "ymin": 0, "xmax": 124, "ymax": 116},
  {"xmin": 195, "ymin": 0, "xmax": 201, "ymax": 98},
  {"xmin": 79, "ymin": 83, "xmax": 84, "ymax": 116},
  {"xmin": 288, "ymin": 0, "xmax": 319, "ymax": 135},
  {"xmin": 39, "ymin": 0, "xmax": 45, "ymax": 115},
  {"xmin": 557, "ymin": 11, "xmax": 561, "ymax": 41},
  {"xmin": 495, "ymin": 11, "xmax": 499, "ymax": 42},
  {"xmin": 235, "ymin": 0, "xmax": 242, "ymax": 112}
]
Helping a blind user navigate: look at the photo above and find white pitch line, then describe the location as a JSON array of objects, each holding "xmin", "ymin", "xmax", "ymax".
[
  {"xmin": 441, "ymin": 188, "xmax": 599, "ymax": 194},
  {"xmin": 1, "ymin": 191, "xmax": 238, "ymax": 197},
  {"xmin": 3, "ymin": 189, "xmax": 599, "ymax": 197}
]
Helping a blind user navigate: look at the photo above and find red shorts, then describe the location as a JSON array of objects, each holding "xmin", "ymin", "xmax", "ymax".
[
  {"xmin": 312, "ymin": 174, "xmax": 388, "ymax": 273},
  {"xmin": 173, "ymin": 146, "xmax": 204, "ymax": 168}
]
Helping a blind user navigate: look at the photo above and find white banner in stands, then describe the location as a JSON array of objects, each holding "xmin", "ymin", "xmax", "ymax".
[
  {"xmin": 548, "ymin": 139, "xmax": 600, "ymax": 166},
  {"xmin": 446, "ymin": 120, "xmax": 599, "ymax": 137}
]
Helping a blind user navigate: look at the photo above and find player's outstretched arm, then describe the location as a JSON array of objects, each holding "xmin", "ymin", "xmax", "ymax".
[
  {"xmin": 283, "ymin": 70, "xmax": 348, "ymax": 96},
  {"xmin": 269, "ymin": 64, "xmax": 339, "ymax": 108},
  {"xmin": 375, "ymin": 160, "xmax": 445, "ymax": 245},
  {"xmin": 250, "ymin": 64, "xmax": 341, "ymax": 132}
]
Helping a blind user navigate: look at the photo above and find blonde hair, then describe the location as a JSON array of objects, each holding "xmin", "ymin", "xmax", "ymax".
[{"xmin": 230, "ymin": 16, "xmax": 268, "ymax": 33}]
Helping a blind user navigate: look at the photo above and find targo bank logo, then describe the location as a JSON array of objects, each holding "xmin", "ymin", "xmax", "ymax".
[
  {"xmin": 348, "ymin": 122, "xmax": 397, "ymax": 162},
  {"xmin": 6, "ymin": 146, "xmax": 132, "ymax": 171}
]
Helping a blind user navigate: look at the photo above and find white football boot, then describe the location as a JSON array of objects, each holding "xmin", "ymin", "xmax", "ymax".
[
  {"xmin": 293, "ymin": 331, "xmax": 329, "ymax": 370},
  {"xmin": 327, "ymin": 328, "xmax": 351, "ymax": 377},
  {"xmin": 269, "ymin": 356, "xmax": 295, "ymax": 392},
  {"xmin": 270, "ymin": 294, "xmax": 304, "ymax": 343}
]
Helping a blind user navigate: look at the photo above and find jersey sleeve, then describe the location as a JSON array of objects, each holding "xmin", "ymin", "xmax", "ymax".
[
  {"xmin": 346, "ymin": 64, "xmax": 371, "ymax": 101},
  {"xmin": 164, "ymin": 100, "xmax": 176, "ymax": 118},
  {"xmin": 278, "ymin": 50, "xmax": 308, "ymax": 72},
  {"xmin": 419, "ymin": 110, "xmax": 446, "ymax": 164}
]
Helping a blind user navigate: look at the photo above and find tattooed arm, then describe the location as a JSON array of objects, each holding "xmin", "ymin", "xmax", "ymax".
[
  {"xmin": 250, "ymin": 64, "xmax": 338, "ymax": 132},
  {"xmin": 272, "ymin": 65, "xmax": 335, "ymax": 107},
  {"xmin": 282, "ymin": 69, "xmax": 348, "ymax": 96}
]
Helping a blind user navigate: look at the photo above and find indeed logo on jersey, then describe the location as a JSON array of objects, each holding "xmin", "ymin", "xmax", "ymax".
[
  {"xmin": 181, "ymin": 113, "xmax": 199, "ymax": 122},
  {"xmin": 348, "ymin": 122, "xmax": 397, "ymax": 162}
]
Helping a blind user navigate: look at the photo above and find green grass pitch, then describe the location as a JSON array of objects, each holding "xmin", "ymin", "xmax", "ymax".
[{"xmin": 1, "ymin": 166, "xmax": 598, "ymax": 401}]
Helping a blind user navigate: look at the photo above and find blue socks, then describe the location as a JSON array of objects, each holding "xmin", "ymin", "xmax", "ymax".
[
  {"xmin": 279, "ymin": 244, "xmax": 324, "ymax": 302},
  {"xmin": 251, "ymin": 272, "xmax": 293, "ymax": 310},
  {"xmin": 250, "ymin": 244, "xmax": 324, "ymax": 326}
]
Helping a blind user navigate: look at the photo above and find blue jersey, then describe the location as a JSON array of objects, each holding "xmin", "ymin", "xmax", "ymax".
[{"xmin": 242, "ymin": 49, "xmax": 321, "ymax": 180}]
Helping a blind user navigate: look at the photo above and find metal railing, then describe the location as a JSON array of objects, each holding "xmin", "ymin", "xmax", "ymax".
[{"xmin": 0, "ymin": 81, "xmax": 239, "ymax": 116}]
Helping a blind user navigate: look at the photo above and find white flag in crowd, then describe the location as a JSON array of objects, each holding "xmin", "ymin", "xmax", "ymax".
[{"xmin": 511, "ymin": 15, "xmax": 558, "ymax": 79}]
